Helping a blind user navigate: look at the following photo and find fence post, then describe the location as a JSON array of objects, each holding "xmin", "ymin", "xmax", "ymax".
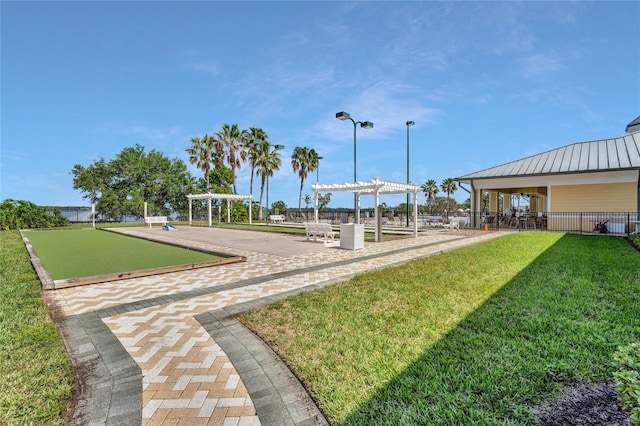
[
  {"xmin": 578, "ymin": 213, "xmax": 581, "ymax": 234},
  {"xmin": 627, "ymin": 212, "xmax": 630, "ymax": 236}
]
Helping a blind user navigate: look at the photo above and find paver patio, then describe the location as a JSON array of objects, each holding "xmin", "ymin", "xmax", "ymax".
[{"xmin": 42, "ymin": 226, "xmax": 505, "ymax": 425}]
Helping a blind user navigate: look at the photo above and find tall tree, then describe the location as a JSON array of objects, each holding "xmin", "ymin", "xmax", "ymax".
[
  {"xmin": 186, "ymin": 134, "xmax": 218, "ymax": 192},
  {"xmin": 216, "ymin": 123, "xmax": 249, "ymax": 194},
  {"xmin": 246, "ymin": 127, "xmax": 269, "ymax": 198},
  {"xmin": 70, "ymin": 158, "xmax": 111, "ymax": 205},
  {"xmin": 291, "ymin": 146, "xmax": 319, "ymax": 218},
  {"xmin": 72, "ymin": 144, "xmax": 194, "ymax": 221},
  {"xmin": 207, "ymin": 165, "xmax": 233, "ymax": 194},
  {"xmin": 254, "ymin": 141, "xmax": 283, "ymax": 220},
  {"xmin": 421, "ymin": 179, "xmax": 440, "ymax": 214},
  {"xmin": 440, "ymin": 177, "xmax": 458, "ymax": 219}
]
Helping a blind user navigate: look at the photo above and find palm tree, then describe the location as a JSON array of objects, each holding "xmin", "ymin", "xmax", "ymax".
[
  {"xmin": 254, "ymin": 141, "xmax": 283, "ymax": 220},
  {"xmin": 421, "ymin": 179, "xmax": 439, "ymax": 214},
  {"xmin": 246, "ymin": 127, "xmax": 269, "ymax": 197},
  {"xmin": 186, "ymin": 134, "xmax": 217, "ymax": 192},
  {"xmin": 211, "ymin": 135, "xmax": 225, "ymax": 169},
  {"xmin": 216, "ymin": 123, "xmax": 249, "ymax": 194},
  {"xmin": 440, "ymin": 177, "xmax": 458, "ymax": 219},
  {"xmin": 291, "ymin": 147, "xmax": 319, "ymax": 218}
]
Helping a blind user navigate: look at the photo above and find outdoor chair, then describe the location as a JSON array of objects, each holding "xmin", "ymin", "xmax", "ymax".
[
  {"xmin": 443, "ymin": 218, "xmax": 460, "ymax": 232},
  {"xmin": 507, "ymin": 215, "xmax": 519, "ymax": 228}
]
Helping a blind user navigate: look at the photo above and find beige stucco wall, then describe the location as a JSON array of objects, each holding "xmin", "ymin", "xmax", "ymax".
[{"xmin": 550, "ymin": 182, "xmax": 637, "ymax": 212}]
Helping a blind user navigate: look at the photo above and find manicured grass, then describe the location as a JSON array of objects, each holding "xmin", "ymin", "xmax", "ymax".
[
  {"xmin": 240, "ymin": 233, "xmax": 640, "ymax": 424},
  {"xmin": 0, "ymin": 230, "xmax": 74, "ymax": 425},
  {"xmin": 199, "ymin": 222, "xmax": 407, "ymax": 241},
  {"xmin": 25, "ymin": 228, "xmax": 223, "ymax": 280}
]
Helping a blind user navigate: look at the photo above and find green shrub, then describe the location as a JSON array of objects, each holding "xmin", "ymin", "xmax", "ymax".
[
  {"xmin": 0, "ymin": 199, "xmax": 70, "ymax": 230},
  {"xmin": 613, "ymin": 342, "xmax": 640, "ymax": 424}
]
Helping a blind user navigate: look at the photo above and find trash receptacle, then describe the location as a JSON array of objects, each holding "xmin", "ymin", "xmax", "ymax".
[{"xmin": 340, "ymin": 223, "xmax": 364, "ymax": 250}]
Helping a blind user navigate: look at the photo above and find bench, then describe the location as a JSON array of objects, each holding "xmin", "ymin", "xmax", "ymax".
[
  {"xmin": 269, "ymin": 214, "xmax": 285, "ymax": 223},
  {"xmin": 145, "ymin": 216, "xmax": 167, "ymax": 228},
  {"xmin": 304, "ymin": 222, "xmax": 335, "ymax": 245}
]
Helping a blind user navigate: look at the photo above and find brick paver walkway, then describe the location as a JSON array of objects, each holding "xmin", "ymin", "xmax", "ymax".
[{"xmin": 43, "ymin": 226, "xmax": 505, "ymax": 425}]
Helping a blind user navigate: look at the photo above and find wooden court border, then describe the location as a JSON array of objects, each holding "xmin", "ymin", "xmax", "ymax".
[{"xmin": 20, "ymin": 229, "xmax": 245, "ymax": 290}]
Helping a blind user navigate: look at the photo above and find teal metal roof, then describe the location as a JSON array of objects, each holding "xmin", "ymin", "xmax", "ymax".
[{"xmin": 456, "ymin": 132, "xmax": 640, "ymax": 181}]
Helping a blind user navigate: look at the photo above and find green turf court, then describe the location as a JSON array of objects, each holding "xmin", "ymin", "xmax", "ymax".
[{"xmin": 25, "ymin": 229, "xmax": 224, "ymax": 280}]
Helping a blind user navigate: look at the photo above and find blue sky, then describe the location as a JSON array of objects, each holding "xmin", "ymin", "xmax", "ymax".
[{"xmin": 2, "ymin": 1, "xmax": 639, "ymax": 209}]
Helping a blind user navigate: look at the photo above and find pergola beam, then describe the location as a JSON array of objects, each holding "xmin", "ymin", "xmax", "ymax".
[
  {"xmin": 312, "ymin": 178, "xmax": 420, "ymax": 241},
  {"xmin": 187, "ymin": 193, "xmax": 253, "ymax": 226}
]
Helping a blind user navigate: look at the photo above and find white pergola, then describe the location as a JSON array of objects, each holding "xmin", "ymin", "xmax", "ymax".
[
  {"xmin": 187, "ymin": 193, "xmax": 253, "ymax": 226},
  {"xmin": 312, "ymin": 178, "xmax": 421, "ymax": 242}
]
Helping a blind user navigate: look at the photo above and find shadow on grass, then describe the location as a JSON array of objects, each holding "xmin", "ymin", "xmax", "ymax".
[{"xmin": 343, "ymin": 234, "xmax": 640, "ymax": 424}]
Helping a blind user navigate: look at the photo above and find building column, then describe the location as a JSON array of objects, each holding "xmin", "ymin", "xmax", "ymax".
[{"xmin": 489, "ymin": 192, "xmax": 498, "ymax": 213}]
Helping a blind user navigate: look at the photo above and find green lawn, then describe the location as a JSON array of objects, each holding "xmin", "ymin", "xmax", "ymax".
[
  {"xmin": 5, "ymin": 229, "xmax": 638, "ymax": 425},
  {"xmin": 240, "ymin": 233, "xmax": 640, "ymax": 424},
  {"xmin": 25, "ymin": 228, "xmax": 222, "ymax": 280},
  {"xmin": 0, "ymin": 231, "xmax": 74, "ymax": 425}
]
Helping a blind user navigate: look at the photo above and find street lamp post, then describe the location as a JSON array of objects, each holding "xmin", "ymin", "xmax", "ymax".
[
  {"xmin": 336, "ymin": 111, "xmax": 373, "ymax": 224},
  {"xmin": 265, "ymin": 144, "xmax": 284, "ymax": 224},
  {"xmin": 314, "ymin": 156, "xmax": 323, "ymax": 223},
  {"xmin": 406, "ymin": 120, "xmax": 415, "ymax": 227},
  {"xmin": 316, "ymin": 156, "xmax": 323, "ymax": 183}
]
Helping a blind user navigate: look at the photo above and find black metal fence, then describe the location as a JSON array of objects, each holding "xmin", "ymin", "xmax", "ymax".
[
  {"xmin": 49, "ymin": 207, "xmax": 144, "ymax": 224},
  {"xmin": 52, "ymin": 206, "xmax": 639, "ymax": 236},
  {"xmin": 466, "ymin": 211, "xmax": 640, "ymax": 235}
]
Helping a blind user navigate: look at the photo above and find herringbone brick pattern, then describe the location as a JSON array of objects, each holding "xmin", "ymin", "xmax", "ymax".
[{"xmin": 51, "ymin": 227, "xmax": 503, "ymax": 425}]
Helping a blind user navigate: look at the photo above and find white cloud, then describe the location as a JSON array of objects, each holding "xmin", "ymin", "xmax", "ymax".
[
  {"xmin": 191, "ymin": 60, "xmax": 221, "ymax": 76},
  {"xmin": 328, "ymin": 82, "xmax": 443, "ymax": 138},
  {"xmin": 519, "ymin": 52, "xmax": 564, "ymax": 81},
  {"xmin": 97, "ymin": 122, "xmax": 182, "ymax": 141},
  {"xmin": 181, "ymin": 47, "xmax": 222, "ymax": 76}
]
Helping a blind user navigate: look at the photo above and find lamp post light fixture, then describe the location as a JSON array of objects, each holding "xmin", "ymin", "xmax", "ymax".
[
  {"xmin": 335, "ymin": 111, "xmax": 373, "ymax": 224},
  {"xmin": 314, "ymin": 156, "xmax": 323, "ymax": 223},
  {"xmin": 406, "ymin": 120, "xmax": 415, "ymax": 227},
  {"xmin": 316, "ymin": 156, "xmax": 323, "ymax": 183}
]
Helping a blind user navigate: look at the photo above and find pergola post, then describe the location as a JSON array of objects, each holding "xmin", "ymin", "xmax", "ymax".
[
  {"xmin": 374, "ymin": 190, "xmax": 380, "ymax": 242},
  {"xmin": 187, "ymin": 193, "xmax": 253, "ymax": 226},
  {"xmin": 314, "ymin": 190, "xmax": 319, "ymax": 223},
  {"xmin": 313, "ymin": 178, "xmax": 420, "ymax": 240},
  {"xmin": 413, "ymin": 192, "xmax": 418, "ymax": 237}
]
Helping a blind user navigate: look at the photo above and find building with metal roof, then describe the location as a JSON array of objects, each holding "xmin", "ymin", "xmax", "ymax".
[
  {"xmin": 626, "ymin": 115, "xmax": 640, "ymax": 134},
  {"xmin": 455, "ymin": 121, "xmax": 640, "ymax": 231},
  {"xmin": 457, "ymin": 132, "xmax": 640, "ymax": 181}
]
